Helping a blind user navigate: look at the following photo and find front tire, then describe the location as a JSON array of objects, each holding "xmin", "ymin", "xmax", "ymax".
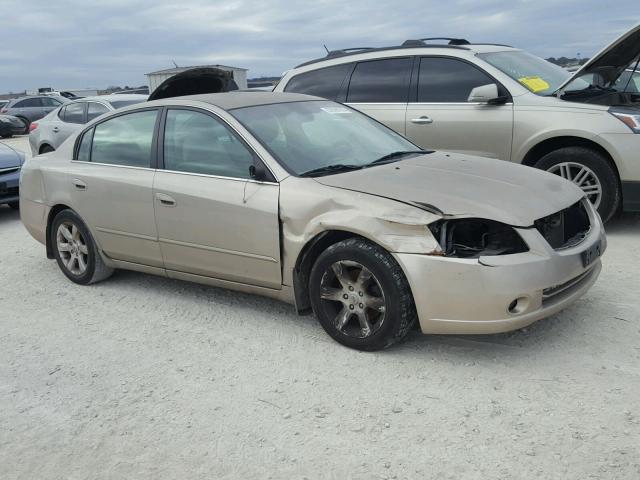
[
  {"xmin": 535, "ymin": 147, "xmax": 620, "ymax": 222},
  {"xmin": 51, "ymin": 209, "xmax": 113, "ymax": 285},
  {"xmin": 309, "ymin": 238, "xmax": 416, "ymax": 351}
]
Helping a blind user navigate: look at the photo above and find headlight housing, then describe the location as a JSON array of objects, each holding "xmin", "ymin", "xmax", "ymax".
[
  {"xmin": 610, "ymin": 107, "xmax": 640, "ymax": 133},
  {"xmin": 428, "ymin": 218, "xmax": 529, "ymax": 258}
]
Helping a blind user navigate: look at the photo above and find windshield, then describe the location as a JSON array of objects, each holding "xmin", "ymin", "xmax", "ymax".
[
  {"xmin": 230, "ymin": 100, "xmax": 418, "ymax": 175},
  {"xmin": 479, "ymin": 50, "xmax": 589, "ymax": 95}
]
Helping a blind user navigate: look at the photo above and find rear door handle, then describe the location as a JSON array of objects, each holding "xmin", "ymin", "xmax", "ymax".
[
  {"xmin": 410, "ymin": 116, "xmax": 434, "ymax": 125},
  {"xmin": 156, "ymin": 192, "xmax": 176, "ymax": 207},
  {"xmin": 73, "ymin": 179, "xmax": 86, "ymax": 190}
]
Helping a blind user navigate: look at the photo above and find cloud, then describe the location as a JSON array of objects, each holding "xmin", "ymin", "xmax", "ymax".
[{"xmin": 0, "ymin": 0, "xmax": 637, "ymax": 91}]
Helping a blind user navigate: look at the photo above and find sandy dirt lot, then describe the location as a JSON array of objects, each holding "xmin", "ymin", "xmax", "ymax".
[{"xmin": 1, "ymin": 136, "xmax": 639, "ymax": 479}]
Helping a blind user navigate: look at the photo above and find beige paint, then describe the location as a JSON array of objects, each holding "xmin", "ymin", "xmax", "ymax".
[{"xmin": 20, "ymin": 95, "xmax": 605, "ymax": 335}]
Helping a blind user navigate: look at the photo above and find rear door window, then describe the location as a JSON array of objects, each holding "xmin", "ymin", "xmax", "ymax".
[
  {"xmin": 283, "ymin": 64, "xmax": 351, "ymax": 100},
  {"xmin": 91, "ymin": 110, "xmax": 158, "ymax": 167},
  {"xmin": 41, "ymin": 97, "xmax": 62, "ymax": 107},
  {"xmin": 417, "ymin": 57, "xmax": 499, "ymax": 102},
  {"xmin": 346, "ymin": 58, "xmax": 412, "ymax": 103},
  {"xmin": 16, "ymin": 98, "xmax": 42, "ymax": 108},
  {"xmin": 62, "ymin": 102, "xmax": 86, "ymax": 124},
  {"xmin": 87, "ymin": 102, "xmax": 110, "ymax": 121}
]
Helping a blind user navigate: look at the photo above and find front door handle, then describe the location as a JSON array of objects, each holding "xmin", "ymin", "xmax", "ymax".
[
  {"xmin": 156, "ymin": 193, "xmax": 176, "ymax": 207},
  {"xmin": 52, "ymin": 127, "xmax": 60, "ymax": 133},
  {"xmin": 410, "ymin": 116, "xmax": 434, "ymax": 125},
  {"xmin": 73, "ymin": 179, "xmax": 86, "ymax": 190}
]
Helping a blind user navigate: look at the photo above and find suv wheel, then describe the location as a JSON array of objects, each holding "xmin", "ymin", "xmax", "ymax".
[
  {"xmin": 535, "ymin": 147, "xmax": 620, "ymax": 222},
  {"xmin": 51, "ymin": 209, "xmax": 113, "ymax": 285},
  {"xmin": 309, "ymin": 238, "xmax": 416, "ymax": 351}
]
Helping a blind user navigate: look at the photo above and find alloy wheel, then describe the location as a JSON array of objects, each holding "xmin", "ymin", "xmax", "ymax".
[
  {"xmin": 319, "ymin": 260, "xmax": 386, "ymax": 339},
  {"xmin": 547, "ymin": 162, "xmax": 602, "ymax": 209},
  {"xmin": 56, "ymin": 222, "xmax": 89, "ymax": 276}
]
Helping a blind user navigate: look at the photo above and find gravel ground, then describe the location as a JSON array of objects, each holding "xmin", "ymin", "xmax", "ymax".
[{"xmin": 1, "ymin": 136, "xmax": 639, "ymax": 479}]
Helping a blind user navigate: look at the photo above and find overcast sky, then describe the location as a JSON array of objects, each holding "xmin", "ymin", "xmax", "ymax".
[{"xmin": 0, "ymin": 0, "xmax": 637, "ymax": 92}]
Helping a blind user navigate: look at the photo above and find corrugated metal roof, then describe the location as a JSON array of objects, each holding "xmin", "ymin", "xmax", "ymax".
[{"xmin": 146, "ymin": 64, "xmax": 248, "ymax": 76}]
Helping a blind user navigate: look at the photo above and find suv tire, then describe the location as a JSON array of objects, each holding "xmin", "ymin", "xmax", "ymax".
[{"xmin": 535, "ymin": 147, "xmax": 620, "ymax": 222}]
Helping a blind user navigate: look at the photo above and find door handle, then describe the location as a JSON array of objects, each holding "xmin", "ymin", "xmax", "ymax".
[
  {"xmin": 410, "ymin": 116, "xmax": 434, "ymax": 125},
  {"xmin": 156, "ymin": 193, "xmax": 176, "ymax": 207},
  {"xmin": 52, "ymin": 127, "xmax": 59, "ymax": 133},
  {"xmin": 73, "ymin": 179, "xmax": 86, "ymax": 190}
]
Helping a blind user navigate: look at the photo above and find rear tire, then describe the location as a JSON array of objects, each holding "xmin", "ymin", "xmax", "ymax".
[
  {"xmin": 40, "ymin": 144, "xmax": 55, "ymax": 154},
  {"xmin": 8, "ymin": 201, "xmax": 19, "ymax": 210},
  {"xmin": 534, "ymin": 146, "xmax": 619, "ymax": 222},
  {"xmin": 309, "ymin": 238, "xmax": 416, "ymax": 351},
  {"xmin": 51, "ymin": 209, "xmax": 113, "ymax": 285}
]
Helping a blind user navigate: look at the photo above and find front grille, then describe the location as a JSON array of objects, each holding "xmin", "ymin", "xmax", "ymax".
[{"xmin": 535, "ymin": 201, "xmax": 590, "ymax": 250}]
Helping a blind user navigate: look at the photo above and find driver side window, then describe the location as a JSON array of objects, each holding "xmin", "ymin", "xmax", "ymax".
[{"xmin": 163, "ymin": 109, "xmax": 254, "ymax": 179}]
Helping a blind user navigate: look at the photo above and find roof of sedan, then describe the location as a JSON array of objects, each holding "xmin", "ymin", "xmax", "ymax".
[{"xmin": 152, "ymin": 91, "xmax": 323, "ymax": 110}]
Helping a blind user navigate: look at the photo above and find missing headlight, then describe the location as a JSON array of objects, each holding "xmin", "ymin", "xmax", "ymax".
[{"xmin": 428, "ymin": 218, "xmax": 529, "ymax": 258}]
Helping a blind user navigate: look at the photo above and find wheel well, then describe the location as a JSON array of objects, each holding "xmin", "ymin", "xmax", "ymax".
[
  {"xmin": 292, "ymin": 230, "xmax": 364, "ymax": 313},
  {"xmin": 522, "ymin": 136, "xmax": 618, "ymax": 174},
  {"xmin": 45, "ymin": 204, "xmax": 72, "ymax": 259},
  {"xmin": 39, "ymin": 143, "xmax": 53, "ymax": 154}
]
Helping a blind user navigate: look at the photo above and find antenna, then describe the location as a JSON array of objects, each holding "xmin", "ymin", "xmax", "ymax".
[
  {"xmin": 323, "ymin": 44, "xmax": 330, "ymax": 54},
  {"xmin": 172, "ymin": 60, "xmax": 179, "ymax": 68}
]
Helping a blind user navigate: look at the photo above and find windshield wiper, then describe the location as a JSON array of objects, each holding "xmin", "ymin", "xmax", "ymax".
[
  {"xmin": 367, "ymin": 150, "xmax": 431, "ymax": 166},
  {"xmin": 299, "ymin": 163, "xmax": 364, "ymax": 177}
]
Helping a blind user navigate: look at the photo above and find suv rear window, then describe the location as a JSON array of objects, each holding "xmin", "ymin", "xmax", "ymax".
[
  {"xmin": 418, "ymin": 57, "xmax": 499, "ymax": 102},
  {"xmin": 346, "ymin": 58, "xmax": 412, "ymax": 103},
  {"xmin": 283, "ymin": 64, "xmax": 351, "ymax": 100}
]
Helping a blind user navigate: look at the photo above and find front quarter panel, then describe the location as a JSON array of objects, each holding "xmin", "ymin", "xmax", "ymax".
[{"xmin": 279, "ymin": 176, "xmax": 441, "ymax": 287}]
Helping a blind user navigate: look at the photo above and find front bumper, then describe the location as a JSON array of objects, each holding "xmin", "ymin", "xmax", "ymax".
[
  {"xmin": 394, "ymin": 204, "xmax": 606, "ymax": 335},
  {"xmin": 0, "ymin": 169, "xmax": 20, "ymax": 204}
]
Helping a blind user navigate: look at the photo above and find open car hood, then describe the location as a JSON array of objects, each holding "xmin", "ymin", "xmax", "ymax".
[
  {"xmin": 147, "ymin": 67, "xmax": 238, "ymax": 101},
  {"xmin": 314, "ymin": 152, "xmax": 585, "ymax": 227},
  {"xmin": 556, "ymin": 23, "xmax": 640, "ymax": 93}
]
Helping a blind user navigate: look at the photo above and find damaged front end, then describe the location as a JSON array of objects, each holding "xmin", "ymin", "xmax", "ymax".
[{"xmin": 428, "ymin": 218, "xmax": 529, "ymax": 259}]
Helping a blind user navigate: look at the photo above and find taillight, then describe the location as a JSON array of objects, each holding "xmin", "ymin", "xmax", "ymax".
[
  {"xmin": 0, "ymin": 108, "xmax": 7, "ymax": 113},
  {"xmin": 29, "ymin": 122, "xmax": 38, "ymax": 132}
]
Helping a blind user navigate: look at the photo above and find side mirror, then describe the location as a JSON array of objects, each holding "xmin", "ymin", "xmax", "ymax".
[
  {"xmin": 249, "ymin": 163, "xmax": 269, "ymax": 182},
  {"xmin": 467, "ymin": 83, "xmax": 506, "ymax": 104}
]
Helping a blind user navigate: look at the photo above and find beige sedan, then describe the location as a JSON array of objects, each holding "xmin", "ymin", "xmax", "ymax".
[{"xmin": 20, "ymin": 92, "xmax": 606, "ymax": 350}]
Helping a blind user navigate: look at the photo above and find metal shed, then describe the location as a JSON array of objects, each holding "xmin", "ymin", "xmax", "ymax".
[{"xmin": 146, "ymin": 65, "xmax": 248, "ymax": 94}]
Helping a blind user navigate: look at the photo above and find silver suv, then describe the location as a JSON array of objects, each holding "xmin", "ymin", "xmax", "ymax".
[{"xmin": 275, "ymin": 26, "xmax": 640, "ymax": 222}]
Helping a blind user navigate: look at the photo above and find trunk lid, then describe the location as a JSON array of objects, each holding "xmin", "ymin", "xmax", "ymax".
[{"xmin": 147, "ymin": 67, "xmax": 239, "ymax": 101}]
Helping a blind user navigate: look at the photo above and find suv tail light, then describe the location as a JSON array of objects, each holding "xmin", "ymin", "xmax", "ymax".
[
  {"xmin": 29, "ymin": 122, "xmax": 38, "ymax": 132},
  {"xmin": 0, "ymin": 108, "xmax": 7, "ymax": 114}
]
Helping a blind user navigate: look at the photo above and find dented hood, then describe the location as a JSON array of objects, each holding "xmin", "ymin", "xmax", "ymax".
[
  {"xmin": 556, "ymin": 23, "xmax": 640, "ymax": 93},
  {"xmin": 313, "ymin": 152, "xmax": 585, "ymax": 227}
]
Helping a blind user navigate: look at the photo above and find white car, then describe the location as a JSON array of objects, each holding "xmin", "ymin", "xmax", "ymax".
[{"xmin": 28, "ymin": 94, "xmax": 147, "ymax": 155}]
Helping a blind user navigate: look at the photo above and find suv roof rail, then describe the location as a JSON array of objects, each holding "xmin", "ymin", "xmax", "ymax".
[
  {"xmin": 326, "ymin": 47, "xmax": 375, "ymax": 58},
  {"xmin": 402, "ymin": 37, "xmax": 470, "ymax": 46}
]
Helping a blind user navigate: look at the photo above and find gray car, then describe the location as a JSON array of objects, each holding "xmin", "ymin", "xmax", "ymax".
[
  {"xmin": 0, "ymin": 95, "xmax": 68, "ymax": 128},
  {"xmin": 28, "ymin": 94, "xmax": 147, "ymax": 155},
  {"xmin": 0, "ymin": 142, "xmax": 25, "ymax": 209}
]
